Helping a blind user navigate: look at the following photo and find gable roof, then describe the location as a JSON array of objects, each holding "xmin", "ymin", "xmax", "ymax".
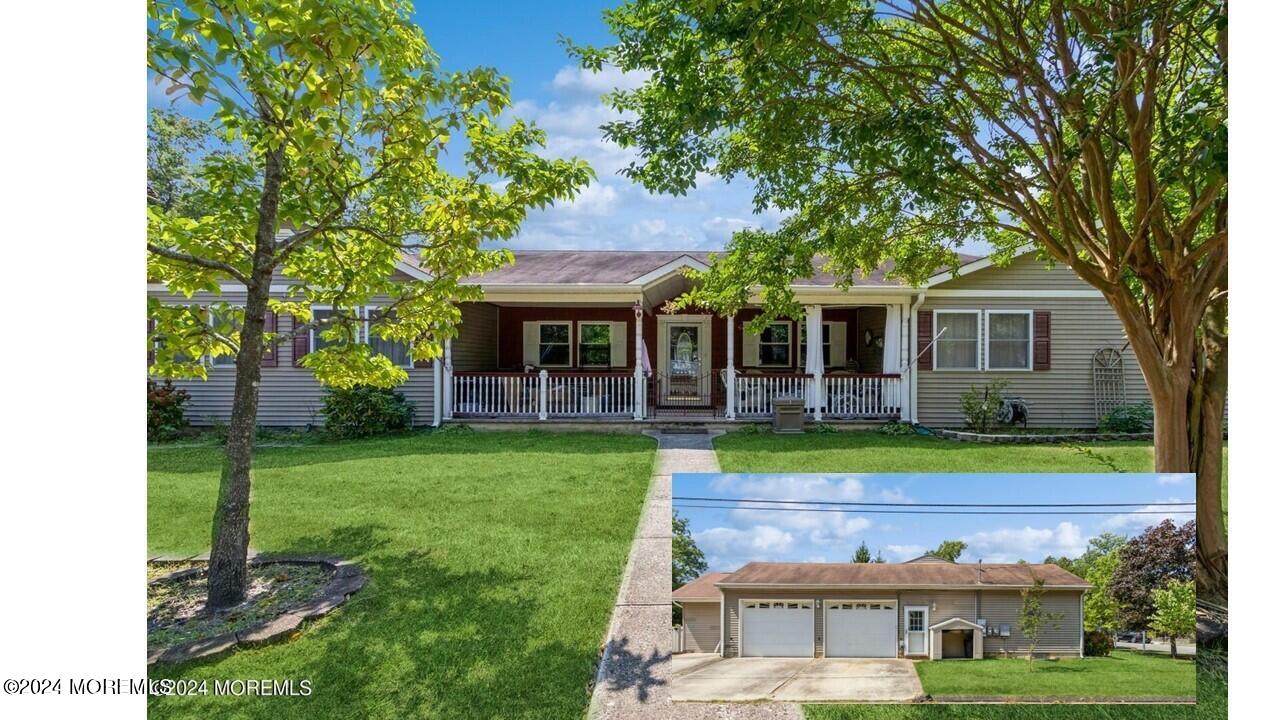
[
  {"xmin": 715, "ymin": 561, "xmax": 1087, "ymax": 589},
  {"xmin": 672, "ymin": 572, "xmax": 733, "ymax": 601},
  {"xmin": 464, "ymin": 250, "xmax": 983, "ymax": 287},
  {"xmin": 930, "ymin": 617, "xmax": 986, "ymax": 632}
]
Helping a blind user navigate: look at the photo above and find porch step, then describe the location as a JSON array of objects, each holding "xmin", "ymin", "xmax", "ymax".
[{"xmin": 658, "ymin": 428, "xmax": 709, "ymax": 435}]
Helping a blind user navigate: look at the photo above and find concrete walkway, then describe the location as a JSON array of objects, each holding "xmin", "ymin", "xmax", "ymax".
[{"xmin": 588, "ymin": 431, "xmax": 802, "ymax": 720}]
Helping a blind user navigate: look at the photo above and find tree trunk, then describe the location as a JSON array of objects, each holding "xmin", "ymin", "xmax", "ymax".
[
  {"xmin": 1169, "ymin": 637, "xmax": 1178, "ymax": 660},
  {"xmin": 206, "ymin": 145, "xmax": 285, "ymax": 610},
  {"xmin": 1106, "ymin": 291, "xmax": 1228, "ymax": 603}
]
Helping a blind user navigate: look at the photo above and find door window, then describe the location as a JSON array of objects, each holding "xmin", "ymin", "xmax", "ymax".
[
  {"xmin": 669, "ymin": 325, "xmax": 700, "ymax": 375},
  {"xmin": 908, "ymin": 609, "xmax": 925, "ymax": 633}
]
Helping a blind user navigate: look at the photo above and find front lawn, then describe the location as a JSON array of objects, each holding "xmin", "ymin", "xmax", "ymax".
[
  {"xmin": 147, "ymin": 430, "xmax": 655, "ymax": 720},
  {"xmin": 916, "ymin": 650, "xmax": 1194, "ymax": 698}
]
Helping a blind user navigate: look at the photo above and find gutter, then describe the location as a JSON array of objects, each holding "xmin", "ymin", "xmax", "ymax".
[{"xmin": 714, "ymin": 583, "xmax": 1091, "ymax": 591}]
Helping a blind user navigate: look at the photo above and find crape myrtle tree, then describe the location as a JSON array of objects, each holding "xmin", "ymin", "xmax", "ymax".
[
  {"xmin": 574, "ymin": 0, "xmax": 1228, "ymax": 599},
  {"xmin": 148, "ymin": 0, "xmax": 590, "ymax": 609}
]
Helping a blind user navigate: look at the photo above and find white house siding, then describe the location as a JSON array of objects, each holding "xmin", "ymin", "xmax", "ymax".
[
  {"xmin": 919, "ymin": 257, "xmax": 1149, "ymax": 428},
  {"xmin": 679, "ymin": 602, "xmax": 721, "ymax": 654},
  {"xmin": 148, "ymin": 288, "xmax": 436, "ymax": 427},
  {"xmin": 978, "ymin": 589, "xmax": 1083, "ymax": 657}
]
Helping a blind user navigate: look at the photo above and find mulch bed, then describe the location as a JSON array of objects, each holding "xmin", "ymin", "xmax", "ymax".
[{"xmin": 147, "ymin": 556, "xmax": 367, "ymax": 666}]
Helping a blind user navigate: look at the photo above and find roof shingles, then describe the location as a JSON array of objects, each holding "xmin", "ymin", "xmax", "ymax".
[{"xmin": 714, "ymin": 561, "xmax": 1087, "ymax": 588}]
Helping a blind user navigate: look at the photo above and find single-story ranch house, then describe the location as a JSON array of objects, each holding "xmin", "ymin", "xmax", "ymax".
[
  {"xmin": 672, "ymin": 556, "xmax": 1089, "ymax": 660},
  {"xmin": 148, "ymin": 248, "xmax": 1148, "ymax": 428}
]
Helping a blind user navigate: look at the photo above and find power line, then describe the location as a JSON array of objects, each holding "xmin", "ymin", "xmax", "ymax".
[
  {"xmin": 673, "ymin": 496, "xmax": 1194, "ymax": 509},
  {"xmin": 673, "ymin": 503, "xmax": 1196, "ymax": 517}
]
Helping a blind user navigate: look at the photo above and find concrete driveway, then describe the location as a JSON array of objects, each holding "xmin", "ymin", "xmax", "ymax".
[{"xmin": 672, "ymin": 657, "xmax": 924, "ymax": 703}]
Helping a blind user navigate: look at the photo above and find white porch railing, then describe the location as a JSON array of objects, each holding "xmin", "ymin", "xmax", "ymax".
[
  {"xmin": 734, "ymin": 374, "xmax": 813, "ymax": 417},
  {"xmin": 451, "ymin": 371, "xmax": 636, "ymax": 419},
  {"xmin": 824, "ymin": 374, "xmax": 903, "ymax": 418}
]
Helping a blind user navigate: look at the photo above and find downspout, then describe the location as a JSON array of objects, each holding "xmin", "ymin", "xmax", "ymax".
[
  {"xmin": 432, "ymin": 359, "xmax": 442, "ymax": 427},
  {"xmin": 907, "ymin": 291, "xmax": 926, "ymax": 423}
]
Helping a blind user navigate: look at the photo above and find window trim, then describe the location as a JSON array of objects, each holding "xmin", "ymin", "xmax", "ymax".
[
  {"xmin": 758, "ymin": 321, "xmax": 792, "ymax": 367},
  {"xmin": 577, "ymin": 321, "xmax": 612, "ymax": 368},
  {"xmin": 799, "ymin": 321, "xmax": 836, "ymax": 368},
  {"xmin": 984, "ymin": 309, "xmax": 1035, "ymax": 372},
  {"xmin": 933, "ymin": 309, "xmax": 982, "ymax": 371},
  {"xmin": 363, "ymin": 305, "xmax": 415, "ymax": 369},
  {"xmin": 534, "ymin": 320, "xmax": 573, "ymax": 368}
]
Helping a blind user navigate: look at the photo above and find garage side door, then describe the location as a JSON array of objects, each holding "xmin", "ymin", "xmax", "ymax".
[
  {"xmin": 741, "ymin": 601, "xmax": 814, "ymax": 657},
  {"xmin": 826, "ymin": 601, "xmax": 897, "ymax": 658}
]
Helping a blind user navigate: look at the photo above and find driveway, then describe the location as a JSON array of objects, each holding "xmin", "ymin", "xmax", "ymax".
[{"xmin": 672, "ymin": 657, "xmax": 924, "ymax": 703}]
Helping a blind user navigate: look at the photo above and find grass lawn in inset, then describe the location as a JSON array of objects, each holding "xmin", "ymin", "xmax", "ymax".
[
  {"xmin": 916, "ymin": 649, "xmax": 1194, "ymax": 698},
  {"xmin": 147, "ymin": 430, "xmax": 655, "ymax": 720}
]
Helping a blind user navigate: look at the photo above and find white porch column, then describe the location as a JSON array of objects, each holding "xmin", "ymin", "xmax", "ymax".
[
  {"xmin": 804, "ymin": 305, "xmax": 824, "ymax": 420},
  {"xmin": 725, "ymin": 313, "xmax": 736, "ymax": 419},
  {"xmin": 442, "ymin": 338, "xmax": 454, "ymax": 420},
  {"xmin": 538, "ymin": 369, "xmax": 549, "ymax": 421},
  {"xmin": 633, "ymin": 307, "xmax": 645, "ymax": 420}
]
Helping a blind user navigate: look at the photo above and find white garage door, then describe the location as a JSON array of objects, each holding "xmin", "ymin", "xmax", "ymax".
[
  {"xmin": 741, "ymin": 600, "xmax": 814, "ymax": 657},
  {"xmin": 825, "ymin": 601, "xmax": 898, "ymax": 658}
]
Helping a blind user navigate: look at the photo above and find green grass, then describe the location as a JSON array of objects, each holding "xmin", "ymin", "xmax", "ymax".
[
  {"xmin": 803, "ymin": 662, "xmax": 1222, "ymax": 720},
  {"xmin": 916, "ymin": 650, "xmax": 1193, "ymax": 698},
  {"xmin": 716, "ymin": 431, "xmax": 1158, "ymax": 473},
  {"xmin": 147, "ymin": 431, "xmax": 656, "ymax": 720}
]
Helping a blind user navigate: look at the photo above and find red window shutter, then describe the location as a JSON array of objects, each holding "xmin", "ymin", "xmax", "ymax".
[
  {"xmin": 261, "ymin": 310, "xmax": 278, "ymax": 367},
  {"xmin": 916, "ymin": 310, "xmax": 933, "ymax": 371},
  {"xmin": 147, "ymin": 316, "xmax": 155, "ymax": 367},
  {"xmin": 292, "ymin": 314, "xmax": 310, "ymax": 367},
  {"xmin": 1033, "ymin": 311, "xmax": 1051, "ymax": 371}
]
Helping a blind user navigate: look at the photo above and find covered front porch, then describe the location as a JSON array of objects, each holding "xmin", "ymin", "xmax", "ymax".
[{"xmin": 441, "ymin": 276, "xmax": 915, "ymax": 423}]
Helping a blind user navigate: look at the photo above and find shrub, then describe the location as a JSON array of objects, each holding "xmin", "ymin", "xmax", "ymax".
[
  {"xmin": 959, "ymin": 379, "xmax": 1009, "ymax": 433},
  {"xmin": 877, "ymin": 421, "xmax": 916, "ymax": 436},
  {"xmin": 147, "ymin": 379, "xmax": 191, "ymax": 441},
  {"xmin": 321, "ymin": 385, "xmax": 415, "ymax": 439},
  {"xmin": 1083, "ymin": 630, "xmax": 1115, "ymax": 657},
  {"xmin": 1099, "ymin": 401, "xmax": 1154, "ymax": 433}
]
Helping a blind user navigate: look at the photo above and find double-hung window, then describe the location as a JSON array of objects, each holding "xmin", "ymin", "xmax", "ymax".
[
  {"xmin": 208, "ymin": 306, "xmax": 241, "ymax": 367},
  {"xmin": 985, "ymin": 310, "xmax": 1033, "ymax": 371},
  {"xmin": 758, "ymin": 322, "xmax": 791, "ymax": 366},
  {"xmin": 578, "ymin": 323, "xmax": 612, "ymax": 367},
  {"xmin": 798, "ymin": 324, "xmax": 832, "ymax": 367},
  {"xmin": 365, "ymin": 307, "xmax": 413, "ymax": 368},
  {"xmin": 934, "ymin": 310, "xmax": 980, "ymax": 370},
  {"xmin": 538, "ymin": 322, "xmax": 572, "ymax": 366},
  {"xmin": 310, "ymin": 307, "xmax": 340, "ymax": 352}
]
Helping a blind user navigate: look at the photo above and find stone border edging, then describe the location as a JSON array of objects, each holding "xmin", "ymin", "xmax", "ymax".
[
  {"xmin": 932, "ymin": 428, "xmax": 1152, "ymax": 444},
  {"xmin": 147, "ymin": 554, "xmax": 367, "ymax": 667}
]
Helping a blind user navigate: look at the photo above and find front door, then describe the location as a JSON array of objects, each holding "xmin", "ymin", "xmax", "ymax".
[
  {"xmin": 904, "ymin": 605, "xmax": 929, "ymax": 656},
  {"xmin": 656, "ymin": 315, "xmax": 712, "ymax": 403}
]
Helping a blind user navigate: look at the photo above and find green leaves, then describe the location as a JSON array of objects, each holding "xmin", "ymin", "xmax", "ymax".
[{"xmin": 147, "ymin": 0, "xmax": 591, "ymax": 386}]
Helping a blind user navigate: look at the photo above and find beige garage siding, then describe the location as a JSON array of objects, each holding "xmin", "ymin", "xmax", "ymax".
[
  {"xmin": 979, "ymin": 590, "xmax": 1083, "ymax": 657},
  {"xmin": 680, "ymin": 602, "xmax": 721, "ymax": 654},
  {"xmin": 899, "ymin": 590, "xmax": 978, "ymax": 643},
  {"xmin": 149, "ymin": 289, "xmax": 436, "ymax": 427}
]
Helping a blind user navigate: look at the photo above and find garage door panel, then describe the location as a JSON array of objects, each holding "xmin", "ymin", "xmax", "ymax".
[
  {"xmin": 742, "ymin": 601, "xmax": 814, "ymax": 657},
  {"xmin": 826, "ymin": 601, "xmax": 897, "ymax": 658}
]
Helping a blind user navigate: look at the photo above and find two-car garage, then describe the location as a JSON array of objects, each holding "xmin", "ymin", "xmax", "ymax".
[{"xmin": 740, "ymin": 599, "xmax": 898, "ymax": 658}]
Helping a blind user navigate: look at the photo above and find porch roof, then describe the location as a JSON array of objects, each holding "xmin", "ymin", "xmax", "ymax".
[{"xmin": 460, "ymin": 250, "xmax": 983, "ymax": 288}]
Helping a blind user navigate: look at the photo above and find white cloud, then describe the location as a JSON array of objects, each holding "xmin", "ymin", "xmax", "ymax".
[
  {"xmin": 1156, "ymin": 474, "xmax": 1193, "ymax": 486},
  {"xmin": 884, "ymin": 544, "xmax": 928, "ymax": 561},
  {"xmin": 1103, "ymin": 499, "xmax": 1193, "ymax": 531},
  {"xmin": 551, "ymin": 64, "xmax": 651, "ymax": 96},
  {"xmin": 700, "ymin": 216, "xmax": 756, "ymax": 244},
  {"xmin": 555, "ymin": 182, "xmax": 619, "ymax": 216},
  {"xmin": 696, "ymin": 525, "xmax": 797, "ymax": 570},
  {"xmin": 961, "ymin": 522, "xmax": 1087, "ymax": 563}
]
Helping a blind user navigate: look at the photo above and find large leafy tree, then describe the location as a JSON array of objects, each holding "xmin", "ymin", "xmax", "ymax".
[
  {"xmin": 148, "ymin": 0, "xmax": 590, "ymax": 608},
  {"xmin": 672, "ymin": 512, "xmax": 709, "ymax": 624},
  {"xmin": 1149, "ymin": 578, "xmax": 1196, "ymax": 658},
  {"xmin": 1083, "ymin": 549, "xmax": 1121, "ymax": 632},
  {"xmin": 931, "ymin": 540, "xmax": 967, "ymax": 562},
  {"xmin": 576, "ymin": 0, "xmax": 1228, "ymax": 599},
  {"xmin": 1111, "ymin": 520, "xmax": 1196, "ymax": 632}
]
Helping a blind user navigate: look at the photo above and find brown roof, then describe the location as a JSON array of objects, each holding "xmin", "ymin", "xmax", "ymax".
[
  {"xmin": 673, "ymin": 572, "xmax": 733, "ymax": 601},
  {"xmin": 717, "ymin": 561, "xmax": 1087, "ymax": 589},
  {"xmin": 464, "ymin": 250, "xmax": 984, "ymax": 286}
]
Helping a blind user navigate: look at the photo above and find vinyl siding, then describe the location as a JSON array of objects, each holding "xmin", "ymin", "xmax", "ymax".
[
  {"xmin": 938, "ymin": 254, "xmax": 1090, "ymax": 290},
  {"xmin": 918, "ymin": 299, "xmax": 1148, "ymax": 428},
  {"xmin": 978, "ymin": 590, "xmax": 1083, "ymax": 657},
  {"xmin": 680, "ymin": 602, "xmax": 721, "ymax": 654},
  {"xmin": 148, "ymin": 289, "xmax": 436, "ymax": 427},
  {"xmin": 899, "ymin": 590, "xmax": 978, "ymax": 648},
  {"xmin": 454, "ymin": 303, "xmax": 498, "ymax": 371}
]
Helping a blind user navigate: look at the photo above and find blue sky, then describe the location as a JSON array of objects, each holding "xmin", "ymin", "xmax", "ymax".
[{"xmin": 674, "ymin": 473, "xmax": 1195, "ymax": 572}]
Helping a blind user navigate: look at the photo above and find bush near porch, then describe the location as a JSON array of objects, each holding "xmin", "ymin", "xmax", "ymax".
[{"xmin": 147, "ymin": 431, "xmax": 654, "ymax": 720}]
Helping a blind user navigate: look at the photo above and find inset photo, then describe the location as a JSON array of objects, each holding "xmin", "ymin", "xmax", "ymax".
[{"xmin": 671, "ymin": 472, "xmax": 1197, "ymax": 706}]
